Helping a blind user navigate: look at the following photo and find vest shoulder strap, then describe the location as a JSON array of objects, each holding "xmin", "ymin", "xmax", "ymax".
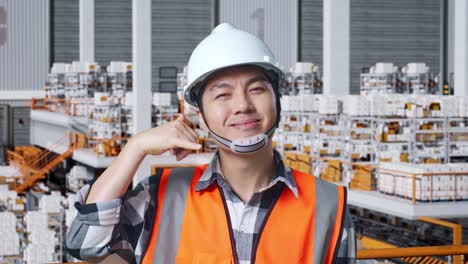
[
  {"xmin": 290, "ymin": 169, "xmax": 347, "ymax": 263},
  {"xmin": 142, "ymin": 166, "xmax": 202, "ymax": 264}
]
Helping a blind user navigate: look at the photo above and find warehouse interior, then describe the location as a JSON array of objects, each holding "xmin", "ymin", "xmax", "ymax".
[{"xmin": 1, "ymin": 0, "xmax": 468, "ymax": 263}]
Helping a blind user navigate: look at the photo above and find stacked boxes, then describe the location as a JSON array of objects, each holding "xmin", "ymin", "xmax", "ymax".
[
  {"xmin": 89, "ymin": 92, "xmax": 123, "ymax": 156},
  {"xmin": 404, "ymin": 95, "xmax": 444, "ymax": 118},
  {"xmin": 377, "ymin": 162, "xmax": 468, "ymax": 201},
  {"xmin": 401, "ymin": 63, "xmax": 437, "ymax": 94},
  {"xmin": 285, "ymin": 62, "xmax": 322, "ymax": 95},
  {"xmin": 152, "ymin": 93, "xmax": 179, "ymax": 127},
  {"xmin": 318, "ymin": 95, "xmax": 341, "ymax": 115},
  {"xmin": 153, "ymin": 93, "xmax": 172, "ymax": 107},
  {"xmin": 349, "ymin": 165, "xmax": 373, "ymax": 191},
  {"xmin": 24, "ymin": 211, "xmax": 58, "ymax": 264},
  {"xmin": 300, "ymin": 95, "xmax": 316, "ymax": 112},
  {"xmin": 320, "ymin": 160, "xmax": 342, "ymax": 183},
  {"xmin": 39, "ymin": 191, "xmax": 64, "ymax": 213},
  {"xmin": 310, "ymin": 112, "xmax": 343, "ymax": 169},
  {"xmin": 107, "ymin": 62, "xmax": 133, "ymax": 138},
  {"xmin": 341, "ymin": 114, "xmax": 374, "ymax": 164},
  {"xmin": 413, "ymin": 118, "xmax": 447, "ymax": 163},
  {"xmin": 375, "ymin": 143, "xmax": 410, "ymax": 163},
  {"xmin": 368, "ymin": 94, "xmax": 445, "ymax": 118},
  {"xmin": 45, "ymin": 63, "xmax": 67, "ymax": 100},
  {"xmin": 369, "ymin": 94, "xmax": 407, "ymax": 117},
  {"xmin": 342, "ymin": 95, "xmax": 370, "ymax": 116},
  {"xmin": 179, "ymin": 66, "xmax": 200, "ymax": 122},
  {"xmin": 281, "ymin": 95, "xmax": 302, "ymax": 112},
  {"xmin": 0, "ymin": 212, "xmax": 20, "ymax": 256},
  {"xmin": 344, "ymin": 144, "xmax": 374, "ymax": 161},
  {"xmin": 65, "ymin": 62, "xmax": 102, "ymax": 116},
  {"xmin": 361, "ymin": 62, "xmax": 438, "ymax": 95},
  {"xmin": 107, "ymin": 61, "xmax": 132, "ymax": 100},
  {"xmin": 281, "ymin": 95, "xmax": 315, "ymax": 114},
  {"xmin": 360, "ymin": 63, "xmax": 399, "ymax": 95},
  {"xmin": 458, "ymin": 97, "xmax": 468, "ymax": 117},
  {"xmin": 0, "ymin": 184, "xmax": 24, "ymax": 211},
  {"xmin": 64, "ymin": 194, "xmax": 77, "ymax": 229},
  {"xmin": 448, "ymin": 115, "xmax": 468, "ymax": 162},
  {"xmin": 90, "ymin": 92, "xmax": 122, "ymax": 139},
  {"xmin": 283, "ymin": 152, "xmax": 312, "ymax": 174},
  {"xmin": 66, "ymin": 165, "xmax": 91, "ymax": 192}
]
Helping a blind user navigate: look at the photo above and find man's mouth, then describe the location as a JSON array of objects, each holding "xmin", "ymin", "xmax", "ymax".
[{"xmin": 230, "ymin": 119, "xmax": 261, "ymax": 129}]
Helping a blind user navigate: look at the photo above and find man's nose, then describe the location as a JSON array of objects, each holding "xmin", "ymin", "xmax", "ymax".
[{"xmin": 231, "ymin": 90, "xmax": 254, "ymax": 114}]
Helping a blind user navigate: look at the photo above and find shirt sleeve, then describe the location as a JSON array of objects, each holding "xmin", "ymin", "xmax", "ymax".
[
  {"xmin": 64, "ymin": 176, "xmax": 154, "ymax": 263},
  {"xmin": 336, "ymin": 206, "xmax": 357, "ymax": 263}
]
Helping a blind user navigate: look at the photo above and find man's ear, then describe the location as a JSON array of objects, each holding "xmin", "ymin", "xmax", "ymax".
[{"xmin": 196, "ymin": 109, "xmax": 209, "ymax": 133}]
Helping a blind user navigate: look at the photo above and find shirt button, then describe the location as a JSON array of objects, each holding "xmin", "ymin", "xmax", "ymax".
[{"xmin": 239, "ymin": 225, "xmax": 246, "ymax": 232}]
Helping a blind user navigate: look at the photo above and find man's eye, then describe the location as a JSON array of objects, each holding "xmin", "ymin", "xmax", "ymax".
[
  {"xmin": 250, "ymin": 87, "xmax": 265, "ymax": 92},
  {"xmin": 215, "ymin": 93, "xmax": 228, "ymax": 99}
]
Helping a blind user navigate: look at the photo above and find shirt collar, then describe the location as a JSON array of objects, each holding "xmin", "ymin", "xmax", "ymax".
[{"xmin": 195, "ymin": 149, "xmax": 299, "ymax": 198}]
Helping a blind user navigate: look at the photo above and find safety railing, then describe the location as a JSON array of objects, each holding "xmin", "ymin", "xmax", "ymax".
[
  {"xmin": 6, "ymin": 149, "xmax": 26, "ymax": 168},
  {"xmin": 357, "ymin": 244, "xmax": 468, "ymax": 262},
  {"xmin": 31, "ymin": 97, "xmax": 69, "ymax": 112},
  {"xmin": 356, "ymin": 217, "xmax": 467, "ymax": 264},
  {"xmin": 6, "ymin": 133, "xmax": 73, "ymax": 192},
  {"xmin": 376, "ymin": 167, "xmax": 468, "ymax": 204},
  {"xmin": 30, "ymin": 97, "xmax": 47, "ymax": 110}
]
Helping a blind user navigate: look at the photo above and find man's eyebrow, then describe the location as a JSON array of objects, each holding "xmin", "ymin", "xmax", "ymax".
[
  {"xmin": 207, "ymin": 81, "xmax": 232, "ymax": 92},
  {"xmin": 246, "ymin": 75, "xmax": 269, "ymax": 87},
  {"xmin": 206, "ymin": 74, "xmax": 270, "ymax": 93}
]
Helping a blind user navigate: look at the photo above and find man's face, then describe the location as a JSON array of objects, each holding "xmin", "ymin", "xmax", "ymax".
[{"xmin": 198, "ymin": 66, "xmax": 277, "ymax": 143}]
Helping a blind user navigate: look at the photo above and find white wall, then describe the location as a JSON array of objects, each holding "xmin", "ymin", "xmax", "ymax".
[
  {"xmin": 0, "ymin": 0, "xmax": 49, "ymax": 92},
  {"xmin": 219, "ymin": 0, "xmax": 298, "ymax": 70}
]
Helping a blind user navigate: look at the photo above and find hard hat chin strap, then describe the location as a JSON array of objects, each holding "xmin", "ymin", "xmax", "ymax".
[
  {"xmin": 198, "ymin": 110, "xmax": 278, "ymax": 154},
  {"xmin": 211, "ymin": 124, "xmax": 276, "ymax": 154}
]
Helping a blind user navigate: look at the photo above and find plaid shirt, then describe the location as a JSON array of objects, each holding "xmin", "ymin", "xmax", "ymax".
[{"xmin": 65, "ymin": 150, "xmax": 356, "ymax": 263}]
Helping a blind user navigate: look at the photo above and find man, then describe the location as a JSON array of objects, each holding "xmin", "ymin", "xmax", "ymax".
[{"xmin": 65, "ymin": 23, "xmax": 356, "ymax": 264}]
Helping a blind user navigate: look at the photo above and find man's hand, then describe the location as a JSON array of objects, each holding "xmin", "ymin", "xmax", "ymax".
[{"xmin": 131, "ymin": 114, "xmax": 201, "ymax": 161}]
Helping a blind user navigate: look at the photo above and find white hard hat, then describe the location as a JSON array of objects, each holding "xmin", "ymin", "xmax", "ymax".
[{"xmin": 184, "ymin": 23, "xmax": 284, "ymax": 107}]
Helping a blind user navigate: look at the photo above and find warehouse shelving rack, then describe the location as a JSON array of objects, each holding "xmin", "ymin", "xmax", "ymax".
[
  {"xmin": 152, "ymin": 105, "xmax": 180, "ymax": 129},
  {"xmin": 402, "ymin": 72, "xmax": 439, "ymax": 95},
  {"xmin": 340, "ymin": 115, "xmax": 376, "ymax": 188},
  {"xmin": 341, "ymin": 115, "xmax": 375, "ymax": 163},
  {"xmin": 275, "ymin": 111, "xmax": 312, "ymax": 153},
  {"xmin": 309, "ymin": 113, "xmax": 343, "ymax": 182},
  {"xmin": 285, "ymin": 72, "xmax": 322, "ymax": 95},
  {"xmin": 373, "ymin": 117, "xmax": 412, "ymax": 163},
  {"xmin": 411, "ymin": 117, "xmax": 448, "ymax": 164},
  {"xmin": 448, "ymin": 117, "xmax": 468, "ymax": 163},
  {"xmin": 360, "ymin": 72, "xmax": 400, "ymax": 95}
]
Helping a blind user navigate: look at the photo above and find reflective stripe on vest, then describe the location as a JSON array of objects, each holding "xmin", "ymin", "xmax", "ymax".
[{"xmin": 141, "ymin": 166, "xmax": 346, "ymax": 264}]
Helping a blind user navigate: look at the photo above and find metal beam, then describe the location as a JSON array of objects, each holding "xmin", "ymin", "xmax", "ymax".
[
  {"xmin": 49, "ymin": 0, "xmax": 54, "ymax": 67},
  {"xmin": 454, "ymin": 0, "xmax": 468, "ymax": 96},
  {"xmin": 323, "ymin": 0, "xmax": 350, "ymax": 96},
  {"xmin": 358, "ymin": 245, "xmax": 468, "ymax": 260},
  {"xmin": 297, "ymin": 0, "xmax": 302, "ymax": 61},
  {"xmin": 132, "ymin": 0, "xmax": 152, "ymax": 184},
  {"xmin": 448, "ymin": 0, "xmax": 455, "ymax": 82},
  {"xmin": 439, "ymin": 0, "xmax": 448, "ymax": 94},
  {"xmin": 212, "ymin": 0, "xmax": 219, "ymax": 28},
  {"xmin": 79, "ymin": 0, "xmax": 94, "ymax": 62}
]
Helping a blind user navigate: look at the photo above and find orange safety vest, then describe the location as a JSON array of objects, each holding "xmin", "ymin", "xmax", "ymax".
[{"xmin": 141, "ymin": 165, "xmax": 346, "ymax": 264}]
